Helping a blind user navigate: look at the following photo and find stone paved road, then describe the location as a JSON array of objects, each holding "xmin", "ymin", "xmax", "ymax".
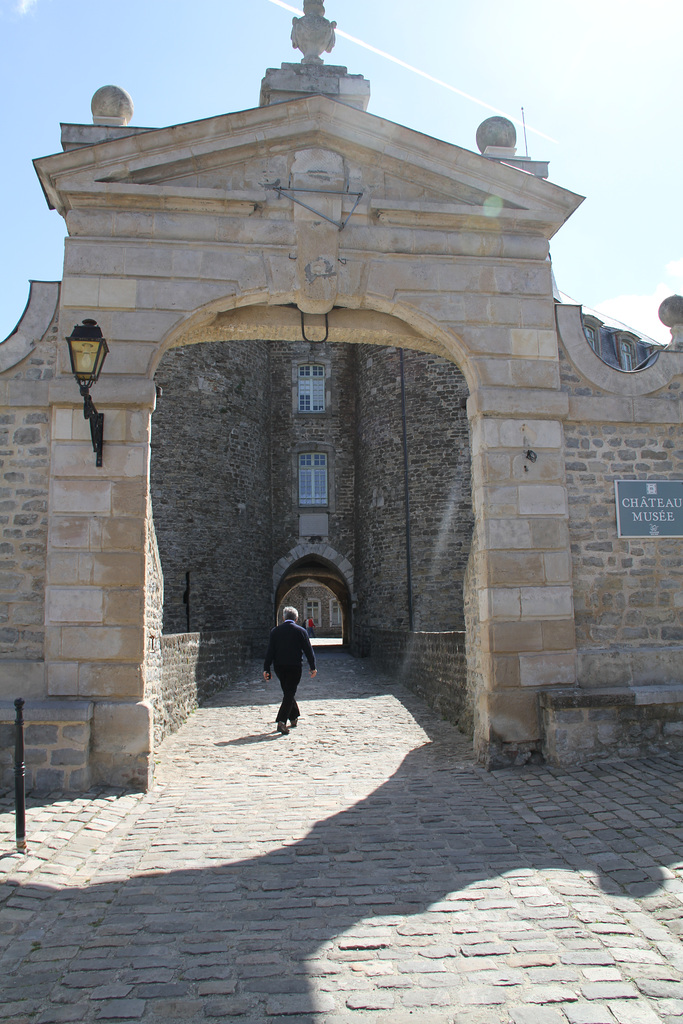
[{"xmin": 2, "ymin": 650, "xmax": 683, "ymax": 1023}]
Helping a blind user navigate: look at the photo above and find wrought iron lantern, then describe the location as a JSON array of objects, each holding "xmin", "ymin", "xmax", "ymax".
[{"xmin": 65, "ymin": 319, "xmax": 109, "ymax": 467}]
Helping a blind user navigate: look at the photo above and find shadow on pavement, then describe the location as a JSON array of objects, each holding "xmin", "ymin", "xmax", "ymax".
[
  {"xmin": 3, "ymin": 653, "xmax": 683, "ymax": 1019},
  {"xmin": 3, "ymin": 735, "xmax": 683, "ymax": 1020}
]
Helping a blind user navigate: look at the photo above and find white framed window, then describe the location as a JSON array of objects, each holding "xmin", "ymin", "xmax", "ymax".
[
  {"xmin": 298, "ymin": 364, "xmax": 325, "ymax": 413},
  {"xmin": 299, "ymin": 453, "xmax": 328, "ymax": 506},
  {"xmin": 305, "ymin": 600, "xmax": 321, "ymax": 626},
  {"xmin": 618, "ymin": 336, "xmax": 636, "ymax": 371},
  {"xmin": 582, "ymin": 315, "xmax": 602, "ymax": 357},
  {"xmin": 329, "ymin": 599, "xmax": 341, "ymax": 626}
]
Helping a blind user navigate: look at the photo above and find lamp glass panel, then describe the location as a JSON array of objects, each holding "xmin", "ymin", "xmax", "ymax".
[{"xmin": 69, "ymin": 338, "xmax": 108, "ymax": 382}]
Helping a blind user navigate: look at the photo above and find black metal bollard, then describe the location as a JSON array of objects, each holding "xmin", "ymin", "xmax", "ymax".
[{"xmin": 14, "ymin": 698, "xmax": 26, "ymax": 853}]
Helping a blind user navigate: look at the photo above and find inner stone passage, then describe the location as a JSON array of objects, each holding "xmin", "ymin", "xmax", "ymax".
[{"xmin": 149, "ymin": 337, "xmax": 473, "ymax": 653}]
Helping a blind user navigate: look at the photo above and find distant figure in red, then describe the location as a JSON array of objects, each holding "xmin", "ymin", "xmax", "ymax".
[
  {"xmin": 263, "ymin": 607, "xmax": 317, "ymax": 735},
  {"xmin": 306, "ymin": 617, "xmax": 315, "ymax": 638}
]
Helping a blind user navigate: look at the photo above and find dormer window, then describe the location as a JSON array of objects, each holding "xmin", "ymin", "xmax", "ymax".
[
  {"xmin": 579, "ymin": 309, "xmax": 659, "ymax": 373},
  {"xmin": 582, "ymin": 315, "xmax": 603, "ymax": 357},
  {"xmin": 618, "ymin": 335, "xmax": 636, "ymax": 371},
  {"xmin": 298, "ymin": 364, "xmax": 325, "ymax": 413}
]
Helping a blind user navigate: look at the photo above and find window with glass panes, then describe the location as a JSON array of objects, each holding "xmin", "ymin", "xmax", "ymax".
[
  {"xmin": 305, "ymin": 600, "xmax": 320, "ymax": 626},
  {"xmin": 298, "ymin": 364, "xmax": 325, "ymax": 412},
  {"xmin": 329, "ymin": 599, "xmax": 341, "ymax": 626},
  {"xmin": 299, "ymin": 453, "xmax": 328, "ymax": 505},
  {"xmin": 619, "ymin": 338, "xmax": 635, "ymax": 371}
]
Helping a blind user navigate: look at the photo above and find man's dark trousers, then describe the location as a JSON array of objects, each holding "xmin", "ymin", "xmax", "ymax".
[
  {"xmin": 274, "ymin": 664, "xmax": 302, "ymax": 724},
  {"xmin": 264, "ymin": 618, "xmax": 316, "ymax": 725}
]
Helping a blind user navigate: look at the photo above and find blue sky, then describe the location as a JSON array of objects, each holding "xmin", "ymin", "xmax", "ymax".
[{"xmin": 1, "ymin": 0, "xmax": 681, "ymax": 343}]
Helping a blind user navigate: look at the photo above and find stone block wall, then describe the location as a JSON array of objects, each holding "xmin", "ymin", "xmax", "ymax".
[
  {"xmin": 157, "ymin": 630, "xmax": 251, "ymax": 746},
  {"xmin": 540, "ymin": 686, "xmax": 683, "ymax": 764},
  {"xmin": 564, "ymin": 420, "xmax": 683, "ymax": 686},
  {"xmin": 0, "ymin": 700, "xmax": 92, "ymax": 791},
  {"xmin": 269, "ymin": 340, "xmax": 356, "ymax": 577},
  {"xmin": 150, "ymin": 339, "xmax": 273, "ymax": 636},
  {"xmin": 402, "ymin": 350, "xmax": 473, "ymax": 629},
  {"xmin": 0, "ymin": 317, "xmax": 57, "ymax": 697},
  {"xmin": 143, "ymin": 516, "xmax": 164, "ymax": 721},
  {"xmin": 354, "ymin": 346, "xmax": 409, "ymax": 634},
  {"xmin": 353, "ymin": 346, "xmax": 472, "ymax": 642},
  {"xmin": 0, "ymin": 406, "xmax": 50, "ymax": 661},
  {"xmin": 151, "ymin": 339, "xmax": 473, "ymax": 653},
  {"xmin": 370, "ymin": 628, "xmax": 469, "ymax": 733}
]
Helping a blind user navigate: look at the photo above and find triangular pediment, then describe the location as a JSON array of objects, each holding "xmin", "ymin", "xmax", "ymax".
[{"xmin": 35, "ymin": 95, "xmax": 583, "ymax": 238}]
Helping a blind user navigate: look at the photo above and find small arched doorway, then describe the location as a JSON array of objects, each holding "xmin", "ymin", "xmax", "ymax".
[{"xmin": 275, "ymin": 556, "xmax": 352, "ymax": 646}]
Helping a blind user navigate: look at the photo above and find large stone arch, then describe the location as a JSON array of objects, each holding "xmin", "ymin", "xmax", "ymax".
[
  {"xmin": 15, "ymin": 90, "xmax": 591, "ymax": 788},
  {"xmin": 274, "ymin": 548, "xmax": 354, "ymax": 646},
  {"xmin": 147, "ymin": 307, "xmax": 472, "ymax": 658},
  {"xmin": 273, "ymin": 544, "xmax": 354, "ymax": 603},
  {"xmin": 151, "ymin": 298, "xmax": 478, "ymax": 393}
]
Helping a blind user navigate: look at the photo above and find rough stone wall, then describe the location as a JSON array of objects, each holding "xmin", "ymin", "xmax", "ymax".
[
  {"xmin": 370, "ymin": 628, "xmax": 469, "ymax": 731},
  {"xmin": 269, "ymin": 340, "xmax": 356, "ymax": 575},
  {"xmin": 354, "ymin": 346, "xmax": 408, "ymax": 638},
  {"xmin": 558, "ymin": 335, "xmax": 683, "ymax": 688},
  {"xmin": 0, "ymin": 700, "xmax": 91, "ymax": 792},
  {"xmin": 143, "ymin": 514, "xmax": 164, "ymax": 726},
  {"xmin": 157, "ymin": 630, "xmax": 251, "ymax": 746},
  {"xmin": 564, "ymin": 420, "xmax": 683, "ymax": 683},
  {"xmin": 402, "ymin": 350, "xmax": 472, "ymax": 629},
  {"xmin": 150, "ymin": 339, "xmax": 273, "ymax": 637},
  {"xmin": 540, "ymin": 689, "xmax": 683, "ymax": 764},
  {"xmin": 0, "ymin": 407, "xmax": 50, "ymax": 661},
  {"xmin": 0, "ymin": 322, "xmax": 56, "ymax": 684},
  {"xmin": 353, "ymin": 345, "xmax": 472, "ymax": 642},
  {"xmin": 150, "ymin": 338, "xmax": 473, "ymax": 663}
]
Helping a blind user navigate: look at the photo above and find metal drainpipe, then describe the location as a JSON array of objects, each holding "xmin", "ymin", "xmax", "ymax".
[{"xmin": 399, "ymin": 348, "xmax": 414, "ymax": 631}]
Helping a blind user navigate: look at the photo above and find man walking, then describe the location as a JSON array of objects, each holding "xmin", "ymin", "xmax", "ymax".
[{"xmin": 263, "ymin": 606, "xmax": 317, "ymax": 735}]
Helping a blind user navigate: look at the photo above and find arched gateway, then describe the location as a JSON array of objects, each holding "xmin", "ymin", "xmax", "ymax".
[{"xmin": 5, "ymin": 18, "xmax": 682, "ymax": 791}]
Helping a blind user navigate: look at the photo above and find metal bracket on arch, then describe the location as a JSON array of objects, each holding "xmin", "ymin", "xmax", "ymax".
[{"xmin": 262, "ymin": 180, "xmax": 363, "ymax": 231}]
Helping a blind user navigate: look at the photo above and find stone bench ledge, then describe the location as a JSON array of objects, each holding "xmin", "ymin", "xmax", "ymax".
[
  {"xmin": 539, "ymin": 685, "xmax": 683, "ymax": 711},
  {"xmin": 0, "ymin": 699, "xmax": 94, "ymax": 723}
]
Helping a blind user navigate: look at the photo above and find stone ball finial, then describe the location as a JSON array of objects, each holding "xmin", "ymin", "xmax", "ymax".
[
  {"xmin": 291, "ymin": 0, "xmax": 336, "ymax": 64},
  {"xmin": 659, "ymin": 295, "xmax": 683, "ymax": 329},
  {"xmin": 91, "ymin": 85, "xmax": 134, "ymax": 127},
  {"xmin": 476, "ymin": 116, "xmax": 517, "ymax": 153}
]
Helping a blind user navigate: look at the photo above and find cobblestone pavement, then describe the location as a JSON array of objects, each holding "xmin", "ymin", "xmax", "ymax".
[{"xmin": 2, "ymin": 650, "xmax": 683, "ymax": 1024}]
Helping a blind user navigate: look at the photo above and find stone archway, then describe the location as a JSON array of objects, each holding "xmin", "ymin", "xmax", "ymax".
[
  {"xmin": 274, "ymin": 550, "xmax": 354, "ymax": 646},
  {"xmin": 148, "ymin": 319, "xmax": 471, "ymax": 656},
  {"xmin": 24, "ymin": 92, "xmax": 584, "ymax": 788}
]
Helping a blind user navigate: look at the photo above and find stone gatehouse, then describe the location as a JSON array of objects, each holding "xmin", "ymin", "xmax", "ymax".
[
  {"xmin": 2, "ymin": 9, "xmax": 683, "ymax": 790},
  {"xmin": 150, "ymin": 339, "xmax": 472, "ymax": 646}
]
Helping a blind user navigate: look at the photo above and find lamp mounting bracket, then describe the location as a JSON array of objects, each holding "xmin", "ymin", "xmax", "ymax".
[{"xmin": 80, "ymin": 385, "xmax": 104, "ymax": 467}]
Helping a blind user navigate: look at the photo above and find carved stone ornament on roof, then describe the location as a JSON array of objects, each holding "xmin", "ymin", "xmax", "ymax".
[{"xmin": 291, "ymin": 0, "xmax": 337, "ymax": 64}]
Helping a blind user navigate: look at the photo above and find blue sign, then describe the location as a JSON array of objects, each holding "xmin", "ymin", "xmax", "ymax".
[{"xmin": 615, "ymin": 480, "xmax": 683, "ymax": 538}]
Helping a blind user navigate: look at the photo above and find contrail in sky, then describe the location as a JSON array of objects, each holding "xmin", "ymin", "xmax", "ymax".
[{"xmin": 266, "ymin": 0, "xmax": 558, "ymax": 145}]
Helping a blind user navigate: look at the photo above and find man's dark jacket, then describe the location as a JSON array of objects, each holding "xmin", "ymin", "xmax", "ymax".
[{"xmin": 264, "ymin": 620, "xmax": 316, "ymax": 672}]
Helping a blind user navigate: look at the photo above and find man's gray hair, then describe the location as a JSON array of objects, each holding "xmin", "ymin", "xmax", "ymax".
[{"xmin": 282, "ymin": 606, "xmax": 299, "ymax": 622}]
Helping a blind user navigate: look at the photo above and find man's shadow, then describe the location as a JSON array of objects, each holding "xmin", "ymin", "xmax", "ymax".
[{"xmin": 3, "ymin": 735, "xmax": 683, "ymax": 1020}]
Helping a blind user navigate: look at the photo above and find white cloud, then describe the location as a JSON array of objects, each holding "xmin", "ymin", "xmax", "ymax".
[
  {"xmin": 16, "ymin": 0, "xmax": 39, "ymax": 12},
  {"xmin": 594, "ymin": 259, "xmax": 683, "ymax": 346},
  {"xmin": 666, "ymin": 257, "xmax": 683, "ymax": 282}
]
